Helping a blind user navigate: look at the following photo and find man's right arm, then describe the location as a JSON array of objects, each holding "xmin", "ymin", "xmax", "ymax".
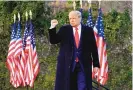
[{"xmin": 48, "ymin": 19, "xmax": 62, "ymax": 44}]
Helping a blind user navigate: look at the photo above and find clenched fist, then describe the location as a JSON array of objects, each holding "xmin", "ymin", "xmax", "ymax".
[{"xmin": 50, "ymin": 19, "xmax": 58, "ymax": 29}]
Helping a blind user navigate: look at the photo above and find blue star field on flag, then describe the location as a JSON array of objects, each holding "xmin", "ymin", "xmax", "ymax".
[
  {"xmin": 16, "ymin": 21, "xmax": 21, "ymax": 39},
  {"xmin": 23, "ymin": 21, "xmax": 29, "ymax": 49},
  {"xmin": 29, "ymin": 20, "xmax": 36, "ymax": 49},
  {"xmin": 86, "ymin": 8, "xmax": 94, "ymax": 28},
  {"xmin": 95, "ymin": 8, "xmax": 105, "ymax": 40},
  {"xmin": 11, "ymin": 23, "xmax": 17, "ymax": 40}
]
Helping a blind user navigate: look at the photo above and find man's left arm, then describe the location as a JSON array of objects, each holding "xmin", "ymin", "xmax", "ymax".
[{"xmin": 89, "ymin": 27, "xmax": 100, "ymax": 72}]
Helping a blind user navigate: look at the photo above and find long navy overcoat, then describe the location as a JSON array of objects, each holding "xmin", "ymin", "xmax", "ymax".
[{"xmin": 48, "ymin": 24, "xmax": 100, "ymax": 90}]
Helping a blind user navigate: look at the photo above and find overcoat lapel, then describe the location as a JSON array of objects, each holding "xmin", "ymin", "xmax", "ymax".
[
  {"xmin": 69, "ymin": 25, "xmax": 75, "ymax": 47},
  {"xmin": 78, "ymin": 24, "xmax": 84, "ymax": 48}
]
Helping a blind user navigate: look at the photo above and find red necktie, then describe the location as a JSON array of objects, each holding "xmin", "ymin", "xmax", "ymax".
[
  {"xmin": 74, "ymin": 27, "xmax": 79, "ymax": 48},
  {"xmin": 74, "ymin": 27, "xmax": 79, "ymax": 62}
]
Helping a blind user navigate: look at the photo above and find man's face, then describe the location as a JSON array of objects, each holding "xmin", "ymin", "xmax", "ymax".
[{"xmin": 69, "ymin": 12, "xmax": 81, "ymax": 27}]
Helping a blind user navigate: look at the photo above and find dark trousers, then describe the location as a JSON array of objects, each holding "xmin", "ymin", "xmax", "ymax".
[{"xmin": 70, "ymin": 62, "xmax": 87, "ymax": 90}]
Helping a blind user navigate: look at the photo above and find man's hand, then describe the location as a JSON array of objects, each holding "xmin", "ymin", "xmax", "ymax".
[
  {"xmin": 93, "ymin": 67, "xmax": 99, "ymax": 74},
  {"xmin": 50, "ymin": 19, "xmax": 58, "ymax": 29}
]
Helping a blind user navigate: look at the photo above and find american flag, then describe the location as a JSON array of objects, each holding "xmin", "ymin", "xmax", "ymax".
[
  {"xmin": 23, "ymin": 20, "xmax": 40, "ymax": 87},
  {"xmin": 86, "ymin": 8, "xmax": 94, "ymax": 28},
  {"xmin": 6, "ymin": 23, "xmax": 17, "ymax": 87},
  {"xmin": 21, "ymin": 21, "xmax": 30, "ymax": 86},
  {"xmin": 93, "ymin": 8, "xmax": 108, "ymax": 85},
  {"xmin": 14, "ymin": 21, "xmax": 22, "ymax": 58},
  {"xmin": 28, "ymin": 20, "xmax": 40, "ymax": 87},
  {"xmin": 13, "ymin": 21, "xmax": 24, "ymax": 87},
  {"xmin": 6, "ymin": 19, "xmax": 39, "ymax": 87},
  {"xmin": 22, "ymin": 21, "xmax": 31, "ymax": 85}
]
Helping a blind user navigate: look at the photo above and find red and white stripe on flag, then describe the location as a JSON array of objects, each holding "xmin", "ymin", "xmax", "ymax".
[
  {"xmin": 24, "ymin": 36, "xmax": 40, "ymax": 87},
  {"xmin": 93, "ymin": 26, "xmax": 108, "ymax": 85}
]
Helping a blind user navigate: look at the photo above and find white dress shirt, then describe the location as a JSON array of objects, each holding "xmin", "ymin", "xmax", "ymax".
[{"xmin": 73, "ymin": 24, "xmax": 81, "ymax": 40}]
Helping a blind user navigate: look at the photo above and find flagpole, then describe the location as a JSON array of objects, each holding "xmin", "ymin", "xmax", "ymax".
[
  {"xmin": 26, "ymin": 11, "xmax": 28, "ymax": 21},
  {"xmin": 88, "ymin": 0, "xmax": 91, "ymax": 8},
  {"xmin": 14, "ymin": 14, "xmax": 16, "ymax": 23},
  {"xmin": 98, "ymin": 0, "xmax": 101, "ymax": 8},
  {"xmin": 29, "ymin": 10, "xmax": 35, "ymax": 89},
  {"xmin": 25, "ymin": 11, "xmax": 29, "ymax": 90},
  {"xmin": 26, "ymin": 9, "xmax": 29, "ymax": 87},
  {"xmin": 18, "ymin": 13, "xmax": 20, "ymax": 22},
  {"xmin": 73, "ymin": 0, "xmax": 76, "ymax": 10},
  {"xmin": 97, "ymin": 1, "xmax": 101, "ymax": 89},
  {"xmin": 29, "ymin": 10, "xmax": 32, "ymax": 20},
  {"xmin": 80, "ymin": 0, "xmax": 82, "ymax": 9}
]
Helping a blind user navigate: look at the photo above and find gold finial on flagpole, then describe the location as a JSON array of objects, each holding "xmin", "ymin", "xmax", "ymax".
[
  {"xmin": 98, "ymin": 0, "xmax": 101, "ymax": 8},
  {"xmin": 80, "ymin": 0, "xmax": 82, "ymax": 8},
  {"xmin": 14, "ymin": 14, "xmax": 16, "ymax": 23},
  {"xmin": 18, "ymin": 13, "xmax": 20, "ymax": 21},
  {"xmin": 29, "ymin": 10, "xmax": 32, "ymax": 19},
  {"xmin": 25, "ymin": 11, "xmax": 28, "ymax": 21},
  {"xmin": 73, "ymin": 0, "xmax": 76, "ymax": 10},
  {"xmin": 56, "ymin": 0, "xmax": 59, "ymax": 6},
  {"xmin": 88, "ymin": 0, "xmax": 91, "ymax": 8}
]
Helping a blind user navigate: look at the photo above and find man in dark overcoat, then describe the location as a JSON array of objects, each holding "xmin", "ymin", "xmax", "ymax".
[{"xmin": 48, "ymin": 10, "xmax": 100, "ymax": 90}]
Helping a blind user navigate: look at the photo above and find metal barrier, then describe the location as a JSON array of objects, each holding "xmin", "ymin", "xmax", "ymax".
[{"xmin": 92, "ymin": 80, "xmax": 109, "ymax": 90}]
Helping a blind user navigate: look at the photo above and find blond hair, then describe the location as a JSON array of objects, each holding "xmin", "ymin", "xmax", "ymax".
[
  {"xmin": 69, "ymin": 10, "xmax": 81, "ymax": 17},
  {"xmin": 69, "ymin": 10, "xmax": 82, "ymax": 22}
]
